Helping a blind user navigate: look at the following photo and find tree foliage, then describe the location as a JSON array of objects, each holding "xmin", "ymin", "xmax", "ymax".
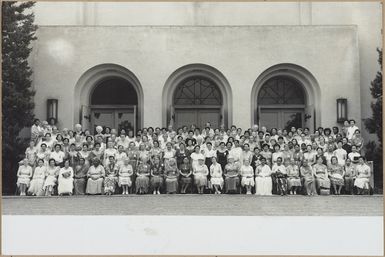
[{"xmin": 2, "ymin": 1, "xmax": 37, "ymax": 194}]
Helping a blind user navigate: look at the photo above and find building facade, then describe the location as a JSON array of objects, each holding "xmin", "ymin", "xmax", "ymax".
[{"xmin": 30, "ymin": 2, "xmax": 382, "ymax": 139}]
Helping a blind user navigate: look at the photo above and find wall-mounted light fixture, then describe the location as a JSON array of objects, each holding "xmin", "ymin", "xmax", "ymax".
[
  {"xmin": 336, "ymin": 98, "xmax": 347, "ymax": 123},
  {"xmin": 47, "ymin": 99, "xmax": 58, "ymax": 122}
]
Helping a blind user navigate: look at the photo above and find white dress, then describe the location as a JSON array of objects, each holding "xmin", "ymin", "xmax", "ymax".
[
  {"xmin": 28, "ymin": 166, "xmax": 46, "ymax": 195},
  {"xmin": 255, "ymin": 165, "xmax": 272, "ymax": 195},
  {"xmin": 58, "ymin": 167, "xmax": 74, "ymax": 194},
  {"xmin": 354, "ymin": 163, "xmax": 371, "ymax": 189},
  {"xmin": 210, "ymin": 163, "xmax": 224, "ymax": 187},
  {"xmin": 240, "ymin": 165, "xmax": 255, "ymax": 186}
]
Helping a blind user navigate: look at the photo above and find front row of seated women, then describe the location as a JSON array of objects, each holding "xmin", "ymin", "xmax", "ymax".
[{"xmin": 17, "ymin": 154, "xmax": 371, "ymax": 196}]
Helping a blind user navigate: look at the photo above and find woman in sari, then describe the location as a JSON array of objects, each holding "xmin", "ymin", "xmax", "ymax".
[
  {"xmin": 286, "ymin": 159, "xmax": 301, "ymax": 195},
  {"xmin": 104, "ymin": 156, "xmax": 118, "ymax": 195},
  {"xmin": 73, "ymin": 158, "xmax": 88, "ymax": 195},
  {"xmin": 58, "ymin": 159, "xmax": 74, "ymax": 196},
  {"xmin": 86, "ymin": 158, "xmax": 105, "ymax": 195},
  {"xmin": 254, "ymin": 157, "xmax": 272, "ymax": 195},
  {"xmin": 354, "ymin": 156, "xmax": 371, "ymax": 194},
  {"xmin": 328, "ymin": 156, "xmax": 345, "ymax": 195},
  {"xmin": 344, "ymin": 158, "xmax": 356, "ymax": 195},
  {"xmin": 179, "ymin": 157, "xmax": 192, "ymax": 194},
  {"xmin": 193, "ymin": 157, "xmax": 209, "ymax": 194},
  {"xmin": 164, "ymin": 158, "xmax": 179, "ymax": 194},
  {"xmin": 272, "ymin": 157, "xmax": 287, "ymax": 195},
  {"xmin": 224, "ymin": 155, "xmax": 240, "ymax": 194},
  {"xmin": 136, "ymin": 156, "xmax": 151, "ymax": 194},
  {"xmin": 300, "ymin": 159, "xmax": 316, "ymax": 196},
  {"xmin": 118, "ymin": 157, "xmax": 134, "ymax": 195},
  {"xmin": 150, "ymin": 155, "xmax": 164, "ymax": 194},
  {"xmin": 313, "ymin": 156, "xmax": 330, "ymax": 195}
]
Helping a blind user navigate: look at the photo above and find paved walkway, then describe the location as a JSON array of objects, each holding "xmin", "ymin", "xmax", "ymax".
[{"xmin": 2, "ymin": 194, "xmax": 383, "ymax": 216}]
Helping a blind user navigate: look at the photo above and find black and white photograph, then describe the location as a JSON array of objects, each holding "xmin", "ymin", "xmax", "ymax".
[{"xmin": 2, "ymin": 1, "xmax": 384, "ymax": 255}]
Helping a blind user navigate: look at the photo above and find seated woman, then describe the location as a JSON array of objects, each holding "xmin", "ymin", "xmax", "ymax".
[
  {"xmin": 255, "ymin": 157, "xmax": 272, "ymax": 195},
  {"xmin": 179, "ymin": 157, "xmax": 192, "ymax": 194},
  {"xmin": 150, "ymin": 155, "xmax": 164, "ymax": 194},
  {"xmin": 16, "ymin": 159, "xmax": 33, "ymax": 196},
  {"xmin": 328, "ymin": 156, "xmax": 345, "ymax": 195},
  {"xmin": 193, "ymin": 157, "xmax": 209, "ymax": 194},
  {"xmin": 300, "ymin": 159, "xmax": 316, "ymax": 196},
  {"xmin": 119, "ymin": 157, "xmax": 134, "ymax": 195},
  {"xmin": 43, "ymin": 159, "xmax": 59, "ymax": 196},
  {"xmin": 28, "ymin": 159, "xmax": 46, "ymax": 196},
  {"xmin": 313, "ymin": 156, "xmax": 331, "ymax": 195},
  {"xmin": 136, "ymin": 156, "xmax": 151, "ymax": 194},
  {"xmin": 86, "ymin": 158, "xmax": 105, "ymax": 195},
  {"xmin": 224, "ymin": 155, "xmax": 240, "ymax": 194},
  {"xmin": 286, "ymin": 159, "xmax": 301, "ymax": 195},
  {"xmin": 104, "ymin": 156, "xmax": 118, "ymax": 195},
  {"xmin": 73, "ymin": 158, "xmax": 88, "ymax": 195},
  {"xmin": 272, "ymin": 157, "xmax": 287, "ymax": 196},
  {"xmin": 240, "ymin": 159, "xmax": 254, "ymax": 194},
  {"xmin": 354, "ymin": 156, "xmax": 371, "ymax": 195},
  {"xmin": 164, "ymin": 158, "xmax": 179, "ymax": 194},
  {"xmin": 58, "ymin": 159, "xmax": 74, "ymax": 196},
  {"xmin": 344, "ymin": 158, "xmax": 356, "ymax": 195},
  {"xmin": 210, "ymin": 156, "xmax": 224, "ymax": 194}
]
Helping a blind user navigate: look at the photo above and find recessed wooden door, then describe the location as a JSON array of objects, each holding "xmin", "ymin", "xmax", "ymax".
[
  {"xmin": 259, "ymin": 108, "xmax": 304, "ymax": 130},
  {"xmin": 175, "ymin": 108, "xmax": 220, "ymax": 129}
]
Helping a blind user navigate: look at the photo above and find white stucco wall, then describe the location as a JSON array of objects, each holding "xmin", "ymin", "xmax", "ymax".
[{"xmin": 31, "ymin": 25, "xmax": 360, "ymax": 131}]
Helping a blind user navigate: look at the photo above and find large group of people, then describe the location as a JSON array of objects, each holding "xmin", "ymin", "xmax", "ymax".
[{"xmin": 16, "ymin": 118, "xmax": 372, "ymax": 196}]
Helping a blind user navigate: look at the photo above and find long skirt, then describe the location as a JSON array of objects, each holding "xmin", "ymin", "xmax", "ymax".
[
  {"xmin": 104, "ymin": 176, "xmax": 117, "ymax": 194},
  {"xmin": 330, "ymin": 174, "xmax": 344, "ymax": 186},
  {"xmin": 73, "ymin": 178, "xmax": 86, "ymax": 195},
  {"xmin": 274, "ymin": 176, "xmax": 288, "ymax": 195},
  {"xmin": 344, "ymin": 176, "xmax": 355, "ymax": 192},
  {"xmin": 86, "ymin": 177, "xmax": 104, "ymax": 194},
  {"xmin": 136, "ymin": 176, "xmax": 149, "ymax": 193},
  {"xmin": 194, "ymin": 175, "xmax": 207, "ymax": 187},
  {"xmin": 241, "ymin": 177, "xmax": 255, "ymax": 187},
  {"xmin": 225, "ymin": 177, "xmax": 239, "ymax": 193},
  {"xmin": 211, "ymin": 177, "xmax": 224, "ymax": 188},
  {"xmin": 119, "ymin": 176, "xmax": 132, "ymax": 187},
  {"xmin": 255, "ymin": 176, "xmax": 272, "ymax": 195},
  {"xmin": 165, "ymin": 178, "xmax": 178, "ymax": 193},
  {"xmin": 303, "ymin": 177, "xmax": 316, "ymax": 195},
  {"xmin": 316, "ymin": 177, "xmax": 331, "ymax": 189},
  {"xmin": 28, "ymin": 178, "xmax": 45, "ymax": 196},
  {"xmin": 151, "ymin": 176, "xmax": 163, "ymax": 188},
  {"xmin": 287, "ymin": 177, "xmax": 301, "ymax": 189},
  {"xmin": 58, "ymin": 178, "xmax": 74, "ymax": 194},
  {"xmin": 354, "ymin": 177, "xmax": 370, "ymax": 189}
]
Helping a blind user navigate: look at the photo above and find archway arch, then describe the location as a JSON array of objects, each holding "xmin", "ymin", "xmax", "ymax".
[
  {"xmin": 162, "ymin": 64, "xmax": 232, "ymax": 129},
  {"xmin": 74, "ymin": 63, "xmax": 144, "ymax": 133},
  {"xmin": 251, "ymin": 63, "xmax": 321, "ymax": 131}
]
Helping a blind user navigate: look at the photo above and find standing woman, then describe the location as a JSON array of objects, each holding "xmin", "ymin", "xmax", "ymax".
[
  {"xmin": 164, "ymin": 158, "xmax": 179, "ymax": 194},
  {"xmin": 210, "ymin": 156, "xmax": 224, "ymax": 194},
  {"xmin": 58, "ymin": 159, "xmax": 74, "ymax": 196},
  {"xmin": 240, "ymin": 159, "xmax": 255, "ymax": 194},
  {"xmin": 28, "ymin": 159, "xmax": 47, "ymax": 196},
  {"xmin": 118, "ymin": 157, "xmax": 134, "ymax": 195},
  {"xmin": 86, "ymin": 158, "xmax": 105, "ymax": 195},
  {"xmin": 216, "ymin": 142, "xmax": 229, "ymax": 172},
  {"xmin": 344, "ymin": 158, "xmax": 356, "ymax": 195},
  {"xmin": 104, "ymin": 156, "xmax": 118, "ymax": 195},
  {"xmin": 254, "ymin": 157, "xmax": 273, "ymax": 195},
  {"xmin": 163, "ymin": 142, "xmax": 176, "ymax": 163},
  {"xmin": 328, "ymin": 156, "xmax": 345, "ymax": 195},
  {"xmin": 190, "ymin": 145, "xmax": 204, "ymax": 171},
  {"xmin": 43, "ymin": 159, "xmax": 59, "ymax": 196},
  {"xmin": 193, "ymin": 157, "xmax": 209, "ymax": 194},
  {"xmin": 135, "ymin": 156, "xmax": 151, "ymax": 194},
  {"xmin": 175, "ymin": 142, "xmax": 188, "ymax": 169},
  {"xmin": 224, "ymin": 156, "xmax": 240, "ymax": 194},
  {"xmin": 286, "ymin": 159, "xmax": 301, "ymax": 195},
  {"xmin": 313, "ymin": 156, "xmax": 331, "ymax": 194},
  {"xmin": 73, "ymin": 158, "xmax": 88, "ymax": 195},
  {"xmin": 179, "ymin": 157, "xmax": 192, "ymax": 194},
  {"xmin": 150, "ymin": 155, "xmax": 164, "ymax": 194},
  {"xmin": 300, "ymin": 159, "xmax": 316, "ymax": 196},
  {"xmin": 16, "ymin": 159, "xmax": 33, "ymax": 196}
]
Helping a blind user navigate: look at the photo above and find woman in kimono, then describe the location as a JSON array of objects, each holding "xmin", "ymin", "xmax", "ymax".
[
  {"xmin": 286, "ymin": 159, "xmax": 301, "ymax": 195},
  {"xmin": 58, "ymin": 159, "xmax": 74, "ymax": 195},
  {"xmin": 193, "ymin": 157, "xmax": 209, "ymax": 194},
  {"xmin": 254, "ymin": 157, "xmax": 272, "ymax": 195},
  {"xmin": 73, "ymin": 158, "xmax": 88, "ymax": 195},
  {"xmin": 104, "ymin": 156, "xmax": 118, "ymax": 195},
  {"xmin": 86, "ymin": 158, "xmax": 105, "ymax": 195},
  {"xmin": 164, "ymin": 158, "xmax": 179, "ymax": 194},
  {"xmin": 179, "ymin": 157, "xmax": 192, "ymax": 194},
  {"xmin": 300, "ymin": 159, "xmax": 316, "ymax": 196},
  {"xmin": 118, "ymin": 157, "xmax": 134, "ymax": 195},
  {"xmin": 150, "ymin": 155, "xmax": 164, "ymax": 194},
  {"xmin": 28, "ymin": 159, "xmax": 46, "ymax": 196},
  {"xmin": 354, "ymin": 156, "xmax": 371, "ymax": 194},
  {"xmin": 135, "ymin": 156, "xmax": 151, "ymax": 194},
  {"xmin": 224, "ymin": 155, "xmax": 240, "ymax": 194},
  {"xmin": 328, "ymin": 156, "xmax": 345, "ymax": 195},
  {"xmin": 210, "ymin": 156, "xmax": 224, "ymax": 194},
  {"xmin": 313, "ymin": 156, "xmax": 330, "ymax": 194},
  {"xmin": 344, "ymin": 158, "xmax": 356, "ymax": 195}
]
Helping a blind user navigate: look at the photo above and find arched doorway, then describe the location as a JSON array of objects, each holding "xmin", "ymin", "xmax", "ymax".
[
  {"xmin": 257, "ymin": 76, "xmax": 306, "ymax": 130},
  {"xmin": 74, "ymin": 63, "xmax": 143, "ymax": 133},
  {"xmin": 251, "ymin": 63, "xmax": 321, "ymax": 132},
  {"xmin": 90, "ymin": 77, "xmax": 138, "ymax": 134},
  {"xmin": 173, "ymin": 76, "xmax": 223, "ymax": 129},
  {"xmin": 163, "ymin": 64, "xmax": 232, "ymax": 129}
]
